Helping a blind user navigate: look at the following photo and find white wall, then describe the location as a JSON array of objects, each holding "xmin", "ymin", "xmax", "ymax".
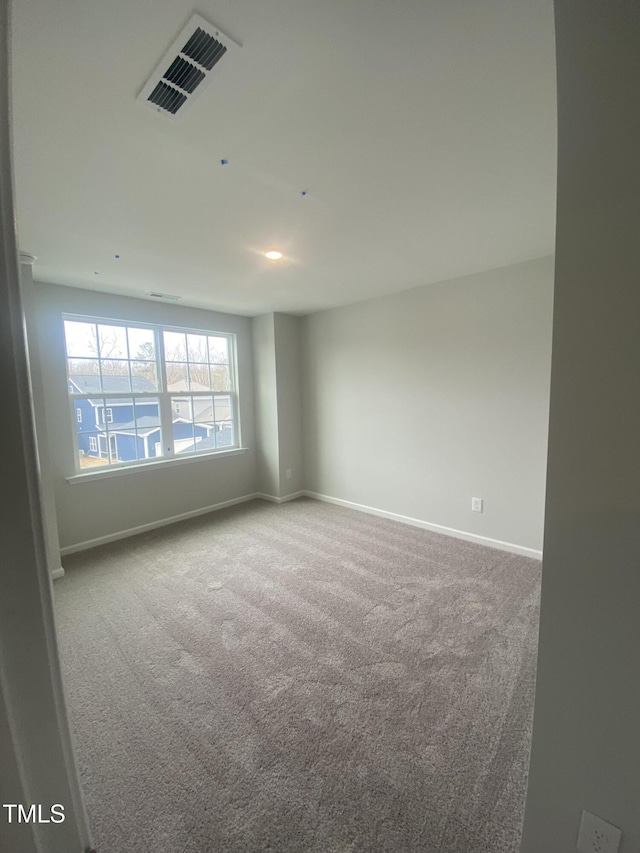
[
  {"xmin": 252, "ymin": 312, "xmax": 304, "ymax": 499},
  {"xmin": 274, "ymin": 312, "xmax": 304, "ymax": 497},
  {"xmin": 20, "ymin": 257, "xmax": 63, "ymax": 576},
  {"xmin": 252, "ymin": 313, "xmax": 280, "ymax": 496},
  {"xmin": 301, "ymin": 257, "xmax": 554, "ymax": 553},
  {"xmin": 520, "ymin": 3, "xmax": 640, "ymax": 851},
  {"xmin": 34, "ymin": 283, "xmax": 258, "ymax": 550}
]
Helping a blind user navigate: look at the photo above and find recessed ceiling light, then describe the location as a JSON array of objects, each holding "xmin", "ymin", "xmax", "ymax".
[{"xmin": 264, "ymin": 250, "xmax": 283, "ymax": 260}]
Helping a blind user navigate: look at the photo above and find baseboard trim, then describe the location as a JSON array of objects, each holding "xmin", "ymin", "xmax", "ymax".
[
  {"xmin": 60, "ymin": 493, "xmax": 261, "ymax": 556},
  {"xmin": 51, "ymin": 567, "xmax": 65, "ymax": 580},
  {"xmin": 302, "ymin": 491, "xmax": 542, "ymax": 560},
  {"xmin": 257, "ymin": 491, "xmax": 306, "ymax": 505},
  {"xmin": 59, "ymin": 488, "xmax": 541, "ymax": 561}
]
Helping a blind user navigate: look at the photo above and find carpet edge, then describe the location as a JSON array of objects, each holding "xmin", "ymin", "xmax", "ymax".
[
  {"xmin": 303, "ymin": 491, "xmax": 543, "ymax": 560},
  {"xmin": 59, "ymin": 493, "xmax": 262, "ymax": 556}
]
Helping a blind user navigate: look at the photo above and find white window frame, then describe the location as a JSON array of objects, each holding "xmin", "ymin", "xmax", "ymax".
[
  {"xmin": 76, "ymin": 407, "xmax": 82, "ymax": 423},
  {"xmin": 89, "ymin": 436, "xmax": 97, "ymax": 452},
  {"xmin": 64, "ymin": 315, "xmax": 241, "ymax": 476}
]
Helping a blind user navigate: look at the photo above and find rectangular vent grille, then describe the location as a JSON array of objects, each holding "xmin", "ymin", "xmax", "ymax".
[
  {"xmin": 148, "ymin": 81, "xmax": 187, "ymax": 115},
  {"xmin": 164, "ymin": 56, "xmax": 206, "ymax": 94},
  {"xmin": 147, "ymin": 292, "xmax": 181, "ymax": 301},
  {"xmin": 182, "ymin": 28, "xmax": 227, "ymax": 71},
  {"xmin": 138, "ymin": 14, "xmax": 239, "ymax": 119}
]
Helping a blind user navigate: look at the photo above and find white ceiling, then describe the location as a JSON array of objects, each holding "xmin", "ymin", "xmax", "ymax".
[{"xmin": 10, "ymin": 0, "xmax": 557, "ymax": 316}]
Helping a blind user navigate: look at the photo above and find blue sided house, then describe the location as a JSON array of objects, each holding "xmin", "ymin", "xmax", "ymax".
[{"xmin": 69, "ymin": 374, "xmax": 212, "ymax": 463}]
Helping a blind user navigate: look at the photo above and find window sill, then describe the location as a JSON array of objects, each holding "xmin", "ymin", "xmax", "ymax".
[{"xmin": 66, "ymin": 447, "xmax": 249, "ymax": 484}]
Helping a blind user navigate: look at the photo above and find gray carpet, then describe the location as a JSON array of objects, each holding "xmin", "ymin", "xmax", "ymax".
[{"xmin": 54, "ymin": 497, "xmax": 540, "ymax": 853}]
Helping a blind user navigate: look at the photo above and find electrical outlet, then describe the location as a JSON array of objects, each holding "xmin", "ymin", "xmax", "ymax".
[
  {"xmin": 577, "ymin": 810, "xmax": 622, "ymax": 853},
  {"xmin": 286, "ymin": 469, "xmax": 292, "ymax": 479},
  {"xmin": 471, "ymin": 497, "xmax": 483, "ymax": 513}
]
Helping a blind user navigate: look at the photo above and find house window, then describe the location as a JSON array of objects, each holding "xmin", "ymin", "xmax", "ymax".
[{"xmin": 64, "ymin": 317, "xmax": 239, "ymax": 473}]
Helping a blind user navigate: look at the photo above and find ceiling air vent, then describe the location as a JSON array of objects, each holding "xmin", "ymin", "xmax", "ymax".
[
  {"xmin": 137, "ymin": 14, "xmax": 239, "ymax": 119},
  {"xmin": 147, "ymin": 292, "xmax": 181, "ymax": 301}
]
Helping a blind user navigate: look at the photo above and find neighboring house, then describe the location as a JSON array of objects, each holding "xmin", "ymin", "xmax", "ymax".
[
  {"xmin": 171, "ymin": 395, "xmax": 232, "ymax": 426},
  {"xmin": 69, "ymin": 374, "xmax": 213, "ymax": 462},
  {"xmin": 180, "ymin": 428, "xmax": 234, "ymax": 454}
]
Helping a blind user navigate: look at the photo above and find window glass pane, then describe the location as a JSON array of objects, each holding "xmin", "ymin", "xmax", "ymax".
[
  {"xmin": 215, "ymin": 421, "xmax": 234, "ymax": 449},
  {"xmin": 127, "ymin": 327, "xmax": 155, "ymax": 361},
  {"xmin": 172, "ymin": 413, "xmax": 195, "ymax": 455},
  {"xmin": 166, "ymin": 362, "xmax": 189, "ymax": 391},
  {"xmin": 97, "ymin": 325, "xmax": 128, "ymax": 359},
  {"xmin": 103, "ymin": 398, "xmax": 134, "ymax": 463},
  {"xmin": 214, "ymin": 396, "xmax": 234, "ymax": 449},
  {"xmin": 134, "ymin": 397, "xmax": 161, "ymax": 429},
  {"xmin": 187, "ymin": 334, "xmax": 208, "ymax": 363},
  {"xmin": 102, "ymin": 398, "xmax": 133, "ymax": 428},
  {"xmin": 147, "ymin": 432, "xmax": 164, "ymax": 460},
  {"xmin": 100, "ymin": 361, "xmax": 131, "ymax": 392},
  {"xmin": 208, "ymin": 336, "xmax": 228, "ymax": 364},
  {"xmin": 64, "ymin": 321, "xmax": 97, "ymax": 358},
  {"xmin": 213, "ymin": 395, "xmax": 232, "ymax": 422},
  {"xmin": 130, "ymin": 360, "xmax": 158, "ymax": 391},
  {"xmin": 210, "ymin": 364, "xmax": 230, "ymax": 391},
  {"xmin": 193, "ymin": 396, "xmax": 214, "ymax": 423},
  {"xmin": 77, "ymin": 429, "xmax": 109, "ymax": 470},
  {"xmin": 68, "ymin": 359, "xmax": 100, "ymax": 393},
  {"xmin": 164, "ymin": 331, "xmax": 186, "ymax": 361},
  {"xmin": 172, "ymin": 396, "xmax": 189, "ymax": 419},
  {"xmin": 187, "ymin": 363, "xmax": 209, "ymax": 390}
]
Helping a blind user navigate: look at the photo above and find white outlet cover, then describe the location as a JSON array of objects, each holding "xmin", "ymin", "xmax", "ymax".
[{"xmin": 577, "ymin": 810, "xmax": 622, "ymax": 853}]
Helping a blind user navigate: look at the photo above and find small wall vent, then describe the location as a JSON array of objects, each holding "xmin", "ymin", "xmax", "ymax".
[
  {"xmin": 147, "ymin": 292, "xmax": 182, "ymax": 301},
  {"xmin": 138, "ymin": 13, "xmax": 239, "ymax": 119}
]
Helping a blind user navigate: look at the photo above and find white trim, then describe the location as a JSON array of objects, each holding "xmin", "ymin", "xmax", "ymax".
[
  {"xmin": 302, "ymin": 491, "xmax": 543, "ymax": 560},
  {"xmin": 66, "ymin": 446, "xmax": 248, "ymax": 483},
  {"xmin": 256, "ymin": 491, "xmax": 305, "ymax": 505},
  {"xmin": 58, "ymin": 485, "xmax": 540, "ymax": 567},
  {"xmin": 60, "ymin": 492, "xmax": 261, "ymax": 555},
  {"xmin": 51, "ymin": 567, "xmax": 65, "ymax": 580}
]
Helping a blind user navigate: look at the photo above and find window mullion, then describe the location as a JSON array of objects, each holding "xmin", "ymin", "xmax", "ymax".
[
  {"xmin": 96, "ymin": 323, "xmax": 104, "ymax": 392},
  {"xmin": 157, "ymin": 325, "xmax": 168, "ymax": 391},
  {"xmin": 156, "ymin": 328, "xmax": 175, "ymax": 459},
  {"xmin": 231, "ymin": 391, "xmax": 240, "ymax": 447},
  {"xmin": 158, "ymin": 393, "xmax": 174, "ymax": 459}
]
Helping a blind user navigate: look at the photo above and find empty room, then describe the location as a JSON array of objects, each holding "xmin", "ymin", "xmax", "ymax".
[{"xmin": 3, "ymin": 2, "xmax": 639, "ymax": 853}]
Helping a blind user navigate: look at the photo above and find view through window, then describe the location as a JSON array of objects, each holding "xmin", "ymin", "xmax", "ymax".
[{"xmin": 64, "ymin": 318, "xmax": 237, "ymax": 471}]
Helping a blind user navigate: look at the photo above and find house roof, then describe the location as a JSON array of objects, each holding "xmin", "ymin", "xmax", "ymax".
[
  {"xmin": 69, "ymin": 374, "xmax": 157, "ymax": 394},
  {"xmin": 181, "ymin": 429, "xmax": 234, "ymax": 454},
  {"xmin": 168, "ymin": 381, "xmax": 209, "ymax": 392},
  {"xmin": 108, "ymin": 416, "xmax": 161, "ymax": 434}
]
